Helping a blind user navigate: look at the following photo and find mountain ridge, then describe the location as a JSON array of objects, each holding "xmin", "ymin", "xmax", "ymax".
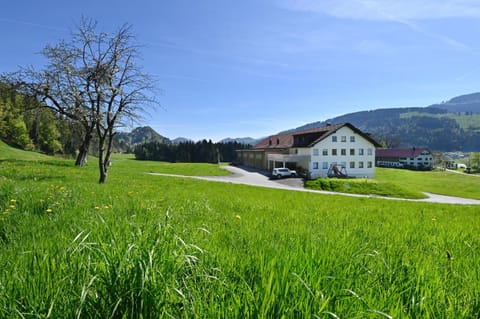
[{"xmin": 288, "ymin": 92, "xmax": 480, "ymax": 151}]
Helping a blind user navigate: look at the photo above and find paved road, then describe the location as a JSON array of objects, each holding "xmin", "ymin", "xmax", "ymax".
[{"xmin": 149, "ymin": 165, "xmax": 480, "ymax": 205}]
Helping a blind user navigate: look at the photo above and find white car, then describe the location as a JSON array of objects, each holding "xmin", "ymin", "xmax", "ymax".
[{"xmin": 272, "ymin": 167, "xmax": 297, "ymax": 178}]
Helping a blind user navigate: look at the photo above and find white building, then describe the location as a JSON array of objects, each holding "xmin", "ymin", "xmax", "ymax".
[
  {"xmin": 237, "ymin": 123, "xmax": 380, "ymax": 178},
  {"xmin": 376, "ymin": 148, "xmax": 434, "ymax": 170}
]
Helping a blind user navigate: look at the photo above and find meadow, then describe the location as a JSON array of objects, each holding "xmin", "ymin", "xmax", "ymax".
[
  {"xmin": 306, "ymin": 167, "xmax": 480, "ymax": 200},
  {"xmin": 1, "ymin": 141, "xmax": 479, "ymax": 318}
]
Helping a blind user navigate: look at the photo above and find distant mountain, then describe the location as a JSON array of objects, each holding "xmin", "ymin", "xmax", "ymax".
[
  {"xmin": 219, "ymin": 137, "xmax": 258, "ymax": 145},
  {"xmin": 427, "ymin": 92, "xmax": 480, "ymax": 114},
  {"xmin": 114, "ymin": 126, "xmax": 171, "ymax": 152},
  {"xmin": 289, "ymin": 93, "xmax": 480, "ymax": 152},
  {"xmin": 172, "ymin": 137, "xmax": 193, "ymax": 144}
]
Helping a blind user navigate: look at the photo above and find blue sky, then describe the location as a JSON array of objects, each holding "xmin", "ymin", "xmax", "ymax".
[{"xmin": 2, "ymin": 0, "xmax": 480, "ymax": 141}]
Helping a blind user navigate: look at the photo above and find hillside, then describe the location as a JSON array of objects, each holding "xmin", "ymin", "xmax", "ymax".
[
  {"xmin": 0, "ymin": 140, "xmax": 52, "ymax": 161},
  {"xmin": 292, "ymin": 93, "xmax": 480, "ymax": 152}
]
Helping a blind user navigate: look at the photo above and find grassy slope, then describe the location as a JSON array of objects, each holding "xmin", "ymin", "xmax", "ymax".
[
  {"xmin": 1, "ymin": 144, "xmax": 479, "ymax": 318},
  {"xmin": 305, "ymin": 167, "xmax": 480, "ymax": 200},
  {"xmin": 375, "ymin": 167, "xmax": 480, "ymax": 200},
  {"xmin": 305, "ymin": 177, "xmax": 427, "ymax": 199},
  {"xmin": 0, "ymin": 140, "xmax": 52, "ymax": 161}
]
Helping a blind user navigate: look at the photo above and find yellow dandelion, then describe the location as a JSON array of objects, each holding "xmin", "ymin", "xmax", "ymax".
[
  {"xmin": 10, "ymin": 199, "xmax": 16, "ymax": 203},
  {"xmin": 94, "ymin": 205, "xmax": 100, "ymax": 209},
  {"xmin": 432, "ymin": 217, "xmax": 437, "ymax": 221},
  {"xmin": 104, "ymin": 205, "xmax": 110, "ymax": 209},
  {"xmin": 235, "ymin": 214, "xmax": 241, "ymax": 220},
  {"xmin": 46, "ymin": 208, "xmax": 53, "ymax": 213},
  {"xmin": 8, "ymin": 205, "xmax": 15, "ymax": 209}
]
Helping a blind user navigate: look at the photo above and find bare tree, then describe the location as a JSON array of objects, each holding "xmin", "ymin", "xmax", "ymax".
[
  {"xmin": 74, "ymin": 19, "xmax": 157, "ymax": 183},
  {"xmin": 8, "ymin": 18, "xmax": 158, "ymax": 182}
]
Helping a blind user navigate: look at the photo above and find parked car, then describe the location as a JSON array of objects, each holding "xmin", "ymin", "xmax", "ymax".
[{"xmin": 272, "ymin": 167, "xmax": 297, "ymax": 178}]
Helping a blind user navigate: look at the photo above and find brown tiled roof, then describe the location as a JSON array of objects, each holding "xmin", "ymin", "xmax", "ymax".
[
  {"xmin": 376, "ymin": 148, "xmax": 430, "ymax": 158},
  {"xmin": 254, "ymin": 123, "xmax": 380, "ymax": 149}
]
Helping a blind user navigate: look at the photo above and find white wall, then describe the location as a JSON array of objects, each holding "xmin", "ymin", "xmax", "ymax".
[{"xmin": 308, "ymin": 126, "xmax": 376, "ymax": 178}]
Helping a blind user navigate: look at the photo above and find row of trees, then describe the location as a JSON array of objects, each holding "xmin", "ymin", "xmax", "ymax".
[
  {"xmin": 0, "ymin": 83, "xmax": 84, "ymax": 155},
  {"xmin": 134, "ymin": 140, "xmax": 251, "ymax": 163},
  {"xmin": 2, "ymin": 17, "xmax": 157, "ymax": 183}
]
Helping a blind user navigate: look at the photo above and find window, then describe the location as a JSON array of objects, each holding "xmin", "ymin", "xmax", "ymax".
[
  {"xmin": 359, "ymin": 161, "xmax": 364, "ymax": 168},
  {"xmin": 322, "ymin": 162, "xmax": 328, "ymax": 169},
  {"xmin": 313, "ymin": 162, "xmax": 319, "ymax": 169},
  {"xmin": 350, "ymin": 148, "xmax": 355, "ymax": 156},
  {"xmin": 349, "ymin": 161, "xmax": 355, "ymax": 168},
  {"xmin": 322, "ymin": 149, "xmax": 328, "ymax": 156},
  {"xmin": 350, "ymin": 136, "xmax": 355, "ymax": 142},
  {"xmin": 332, "ymin": 136, "xmax": 337, "ymax": 142},
  {"xmin": 367, "ymin": 148, "xmax": 373, "ymax": 156},
  {"xmin": 367, "ymin": 161, "xmax": 372, "ymax": 168},
  {"xmin": 358, "ymin": 148, "xmax": 364, "ymax": 155},
  {"xmin": 341, "ymin": 149, "xmax": 346, "ymax": 156},
  {"xmin": 341, "ymin": 136, "xmax": 347, "ymax": 142},
  {"xmin": 313, "ymin": 148, "xmax": 319, "ymax": 156},
  {"xmin": 332, "ymin": 149, "xmax": 337, "ymax": 156}
]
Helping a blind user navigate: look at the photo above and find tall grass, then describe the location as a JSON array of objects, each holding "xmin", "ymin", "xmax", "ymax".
[{"xmin": 1, "ymin": 146, "xmax": 479, "ymax": 318}]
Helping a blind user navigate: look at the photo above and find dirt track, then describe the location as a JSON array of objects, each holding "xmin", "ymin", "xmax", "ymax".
[{"xmin": 149, "ymin": 165, "xmax": 480, "ymax": 205}]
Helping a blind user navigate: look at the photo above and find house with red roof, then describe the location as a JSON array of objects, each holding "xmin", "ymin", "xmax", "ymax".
[
  {"xmin": 236, "ymin": 123, "xmax": 381, "ymax": 178},
  {"xmin": 375, "ymin": 148, "xmax": 433, "ymax": 170}
]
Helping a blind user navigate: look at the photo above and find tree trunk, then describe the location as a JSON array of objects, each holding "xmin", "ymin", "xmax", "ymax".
[
  {"xmin": 75, "ymin": 130, "xmax": 93, "ymax": 167},
  {"xmin": 75, "ymin": 147, "xmax": 88, "ymax": 166},
  {"xmin": 98, "ymin": 147, "xmax": 107, "ymax": 183},
  {"xmin": 98, "ymin": 129, "xmax": 114, "ymax": 184}
]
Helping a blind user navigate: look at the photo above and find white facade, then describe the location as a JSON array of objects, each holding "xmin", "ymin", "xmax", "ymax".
[{"xmin": 308, "ymin": 126, "xmax": 376, "ymax": 178}]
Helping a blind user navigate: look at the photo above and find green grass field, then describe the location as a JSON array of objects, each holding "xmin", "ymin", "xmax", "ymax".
[
  {"xmin": 1, "ymin": 142, "xmax": 480, "ymax": 318},
  {"xmin": 306, "ymin": 167, "xmax": 480, "ymax": 200}
]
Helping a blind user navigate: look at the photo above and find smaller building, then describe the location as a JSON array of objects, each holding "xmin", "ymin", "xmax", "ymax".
[{"xmin": 376, "ymin": 148, "xmax": 433, "ymax": 170}]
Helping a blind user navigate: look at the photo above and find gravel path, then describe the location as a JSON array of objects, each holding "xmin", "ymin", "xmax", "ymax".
[{"xmin": 149, "ymin": 165, "xmax": 480, "ymax": 205}]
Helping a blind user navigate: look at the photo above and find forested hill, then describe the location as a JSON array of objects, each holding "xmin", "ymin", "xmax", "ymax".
[
  {"xmin": 292, "ymin": 93, "xmax": 480, "ymax": 152},
  {"xmin": 114, "ymin": 126, "xmax": 171, "ymax": 152}
]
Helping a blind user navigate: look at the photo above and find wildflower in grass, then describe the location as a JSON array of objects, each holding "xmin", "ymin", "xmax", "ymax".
[
  {"xmin": 94, "ymin": 205, "xmax": 100, "ymax": 209},
  {"xmin": 46, "ymin": 208, "xmax": 53, "ymax": 213},
  {"xmin": 8, "ymin": 205, "xmax": 15, "ymax": 209},
  {"xmin": 432, "ymin": 217, "xmax": 437, "ymax": 221},
  {"xmin": 10, "ymin": 199, "xmax": 16, "ymax": 204},
  {"xmin": 235, "ymin": 214, "xmax": 241, "ymax": 219}
]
